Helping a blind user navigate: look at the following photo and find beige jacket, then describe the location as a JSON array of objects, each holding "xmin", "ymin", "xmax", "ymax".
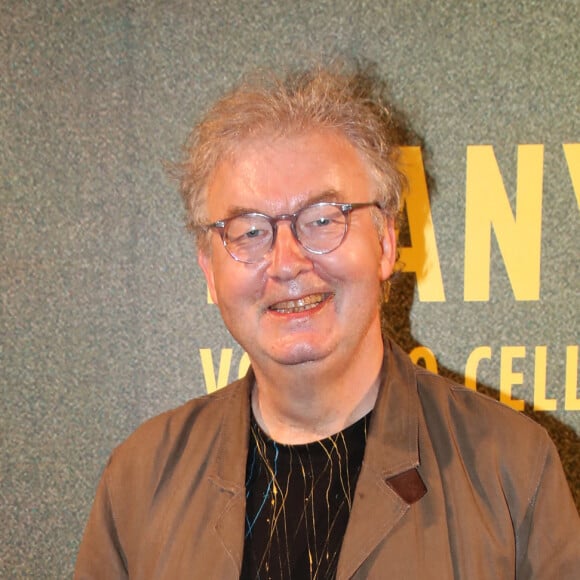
[{"xmin": 75, "ymin": 341, "xmax": 580, "ymax": 578}]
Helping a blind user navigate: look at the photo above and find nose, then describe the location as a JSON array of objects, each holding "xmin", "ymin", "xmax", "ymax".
[{"xmin": 265, "ymin": 221, "xmax": 312, "ymax": 279}]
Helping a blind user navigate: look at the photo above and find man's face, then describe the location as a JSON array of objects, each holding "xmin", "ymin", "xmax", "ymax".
[{"xmin": 199, "ymin": 130, "xmax": 396, "ymax": 377}]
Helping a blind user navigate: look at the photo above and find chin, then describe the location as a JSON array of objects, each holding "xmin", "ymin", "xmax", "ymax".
[{"xmin": 266, "ymin": 342, "xmax": 334, "ymax": 367}]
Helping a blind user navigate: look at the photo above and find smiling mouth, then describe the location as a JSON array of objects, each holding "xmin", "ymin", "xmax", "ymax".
[{"xmin": 268, "ymin": 293, "xmax": 333, "ymax": 314}]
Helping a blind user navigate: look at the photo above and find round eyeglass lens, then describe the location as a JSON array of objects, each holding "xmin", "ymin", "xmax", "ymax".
[
  {"xmin": 296, "ymin": 204, "xmax": 347, "ymax": 253},
  {"xmin": 225, "ymin": 214, "xmax": 273, "ymax": 261}
]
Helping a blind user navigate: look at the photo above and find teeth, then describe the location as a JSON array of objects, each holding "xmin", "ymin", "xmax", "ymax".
[{"xmin": 270, "ymin": 293, "xmax": 330, "ymax": 313}]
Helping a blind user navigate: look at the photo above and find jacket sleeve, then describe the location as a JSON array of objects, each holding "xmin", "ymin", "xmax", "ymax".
[
  {"xmin": 517, "ymin": 435, "xmax": 580, "ymax": 578},
  {"xmin": 74, "ymin": 461, "xmax": 129, "ymax": 580}
]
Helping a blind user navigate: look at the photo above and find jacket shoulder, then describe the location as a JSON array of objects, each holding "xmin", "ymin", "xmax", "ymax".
[
  {"xmin": 415, "ymin": 366, "xmax": 550, "ymax": 443},
  {"xmin": 107, "ymin": 378, "xmax": 248, "ymax": 478},
  {"xmin": 413, "ymin": 365, "xmax": 558, "ymax": 502}
]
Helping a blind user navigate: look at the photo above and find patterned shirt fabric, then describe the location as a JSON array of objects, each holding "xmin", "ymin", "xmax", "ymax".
[{"xmin": 241, "ymin": 413, "xmax": 370, "ymax": 580}]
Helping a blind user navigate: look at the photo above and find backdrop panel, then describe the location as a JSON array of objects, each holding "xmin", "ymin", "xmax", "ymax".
[{"xmin": 1, "ymin": 1, "xmax": 578, "ymax": 576}]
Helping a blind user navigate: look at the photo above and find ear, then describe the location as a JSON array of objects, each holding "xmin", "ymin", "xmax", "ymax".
[
  {"xmin": 379, "ymin": 218, "xmax": 397, "ymax": 281},
  {"xmin": 198, "ymin": 248, "xmax": 219, "ymax": 305}
]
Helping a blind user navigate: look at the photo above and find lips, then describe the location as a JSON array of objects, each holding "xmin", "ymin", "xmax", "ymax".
[{"xmin": 268, "ymin": 293, "xmax": 332, "ymax": 314}]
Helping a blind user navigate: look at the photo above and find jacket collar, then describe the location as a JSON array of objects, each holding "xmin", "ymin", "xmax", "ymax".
[
  {"xmin": 365, "ymin": 338, "xmax": 421, "ymax": 477},
  {"xmin": 336, "ymin": 339, "xmax": 426, "ymax": 579},
  {"xmin": 211, "ymin": 340, "xmax": 423, "ymax": 490},
  {"xmin": 206, "ymin": 373, "xmax": 253, "ymax": 575},
  {"xmin": 211, "ymin": 370, "xmax": 253, "ymax": 489}
]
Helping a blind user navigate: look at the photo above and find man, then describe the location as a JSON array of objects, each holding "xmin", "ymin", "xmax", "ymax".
[{"xmin": 76, "ymin": 66, "xmax": 579, "ymax": 578}]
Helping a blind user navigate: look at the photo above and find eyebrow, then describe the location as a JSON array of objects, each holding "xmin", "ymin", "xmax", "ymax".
[{"xmin": 222, "ymin": 189, "xmax": 344, "ymax": 219}]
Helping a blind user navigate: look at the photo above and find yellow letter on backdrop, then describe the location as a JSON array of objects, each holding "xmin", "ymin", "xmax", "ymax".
[
  {"xmin": 500, "ymin": 346, "xmax": 527, "ymax": 411},
  {"xmin": 200, "ymin": 348, "xmax": 233, "ymax": 393},
  {"xmin": 398, "ymin": 147, "xmax": 445, "ymax": 302},
  {"xmin": 464, "ymin": 346, "xmax": 492, "ymax": 391},
  {"xmin": 464, "ymin": 145, "xmax": 543, "ymax": 301}
]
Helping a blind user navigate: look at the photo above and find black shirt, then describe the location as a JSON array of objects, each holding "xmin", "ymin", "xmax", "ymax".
[{"xmin": 241, "ymin": 413, "xmax": 370, "ymax": 580}]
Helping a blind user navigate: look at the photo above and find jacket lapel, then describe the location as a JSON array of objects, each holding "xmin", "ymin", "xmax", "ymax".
[
  {"xmin": 336, "ymin": 341, "xmax": 427, "ymax": 579},
  {"xmin": 208, "ymin": 374, "xmax": 253, "ymax": 576}
]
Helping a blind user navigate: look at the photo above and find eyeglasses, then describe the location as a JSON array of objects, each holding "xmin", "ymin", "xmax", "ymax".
[{"xmin": 205, "ymin": 201, "xmax": 381, "ymax": 264}]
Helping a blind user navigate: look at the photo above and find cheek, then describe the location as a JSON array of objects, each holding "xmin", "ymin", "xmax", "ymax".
[
  {"xmin": 214, "ymin": 263, "xmax": 265, "ymax": 308},
  {"xmin": 321, "ymin": 240, "xmax": 383, "ymax": 281}
]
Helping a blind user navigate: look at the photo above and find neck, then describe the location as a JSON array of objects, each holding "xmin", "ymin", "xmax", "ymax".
[{"xmin": 250, "ymin": 341, "xmax": 384, "ymax": 444}]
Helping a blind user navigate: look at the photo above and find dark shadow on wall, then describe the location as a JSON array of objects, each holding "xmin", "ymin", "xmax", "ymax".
[
  {"xmin": 375, "ymin": 74, "xmax": 579, "ymax": 509},
  {"xmin": 381, "ymin": 191, "xmax": 580, "ymax": 513}
]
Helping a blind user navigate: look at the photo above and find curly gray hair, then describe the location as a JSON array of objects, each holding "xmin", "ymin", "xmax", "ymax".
[{"xmin": 174, "ymin": 65, "xmax": 405, "ymax": 252}]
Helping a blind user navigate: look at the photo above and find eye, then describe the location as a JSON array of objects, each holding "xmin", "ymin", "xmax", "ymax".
[
  {"xmin": 226, "ymin": 216, "xmax": 272, "ymax": 247},
  {"xmin": 302, "ymin": 212, "xmax": 342, "ymax": 230},
  {"xmin": 229, "ymin": 226, "xmax": 269, "ymax": 243},
  {"xmin": 244, "ymin": 227, "xmax": 268, "ymax": 239},
  {"xmin": 312, "ymin": 216, "xmax": 332, "ymax": 227}
]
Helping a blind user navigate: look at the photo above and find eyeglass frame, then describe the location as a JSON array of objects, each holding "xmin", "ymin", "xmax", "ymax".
[{"xmin": 203, "ymin": 201, "xmax": 383, "ymax": 264}]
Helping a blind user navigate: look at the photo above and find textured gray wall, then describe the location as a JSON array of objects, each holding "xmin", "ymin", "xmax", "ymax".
[{"xmin": 2, "ymin": 1, "xmax": 578, "ymax": 576}]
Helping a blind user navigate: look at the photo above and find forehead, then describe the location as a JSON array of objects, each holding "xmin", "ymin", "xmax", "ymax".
[{"xmin": 206, "ymin": 130, "xmax": 374, "ymax": 216}]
